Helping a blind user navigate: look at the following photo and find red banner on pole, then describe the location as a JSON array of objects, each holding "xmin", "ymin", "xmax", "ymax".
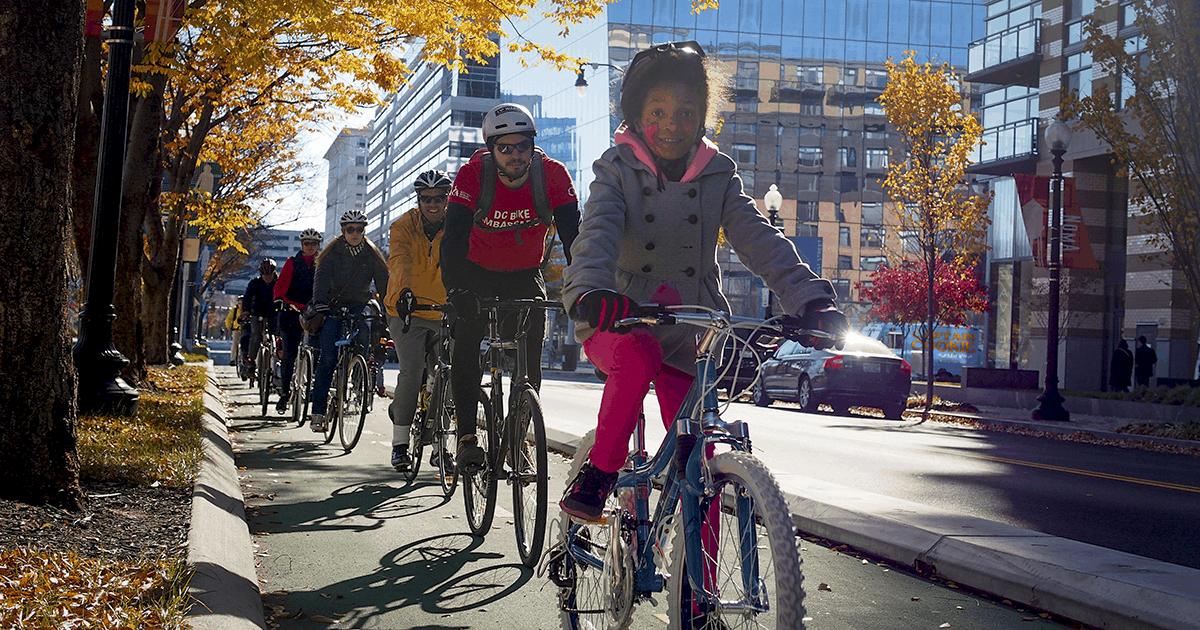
[
  {"xmin": 1013, "ymin": 173, "xmax": 1099, "ymax": 269},
  {"xmin": 85, "ymin": 0, "xmax": 105, "ymax": 37},
  {"xmin": 143, "ymin": 0, "xmax": 187, "ymax": 42}
]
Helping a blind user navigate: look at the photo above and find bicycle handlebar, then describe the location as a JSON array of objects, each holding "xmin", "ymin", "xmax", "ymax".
[{"xmin": 615, "ymin": 305, "xmax": 840, "ymax": 345}]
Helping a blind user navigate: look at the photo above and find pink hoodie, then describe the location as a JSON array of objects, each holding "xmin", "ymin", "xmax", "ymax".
[{"xmin": 613, "ymin": 123, "xmax": 720, "ymax": 184}]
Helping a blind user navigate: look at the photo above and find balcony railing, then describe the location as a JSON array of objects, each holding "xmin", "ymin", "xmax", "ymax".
[
  {"xmin": 968, "ymin": 19, "xmax": 1042, "ymax": 75},
  {"xmin": 974, "ymin": 117, "xmax": 1038, "ymax": 165}
]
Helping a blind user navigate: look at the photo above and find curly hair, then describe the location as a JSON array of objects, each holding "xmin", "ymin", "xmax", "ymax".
[{"xmin": 619, "ymin": 48, "xmax": 726, "ymax": 134}]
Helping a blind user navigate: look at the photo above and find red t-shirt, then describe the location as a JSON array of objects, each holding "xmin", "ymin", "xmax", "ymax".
[{"xmin": 448, "ymin": 150, "xmax": 577, "ymax": 272}]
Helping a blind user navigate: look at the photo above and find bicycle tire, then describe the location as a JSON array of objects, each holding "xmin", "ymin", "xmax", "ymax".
[
  {"xmin": 258, "ymin": 344, "xmax": 271, "ymax": 416},
  {"xmin": 510, "ymin": 386, "xmax": 548, "ymax": 569},
  {"xmin": 555, "ymin": 430, "xmax": 630, "ymax": 630},
  {"xmin": 405, "ymin": 382, "xmax": 427, "ymax": 482},
  {"xmin": 322, "ymin": 369, "xmax": 338, "ymax": 445},
  {"xmin": 463, "ymin": 388, "xmax": 498, "ymax": 536},
  {"xmin": 293, "ymin": 349, "xmax": 312, "ymax": 427},
  {"xmin": 339, "ymin": 354, "xmax": 369, "ymax": 452},
  {"xmin": 666, "ymin": 451, "xmax": 804, "ymax": 630},
  {"xmin": 435, "ymin": 374, "xmax": 458, "ymax": 496}
]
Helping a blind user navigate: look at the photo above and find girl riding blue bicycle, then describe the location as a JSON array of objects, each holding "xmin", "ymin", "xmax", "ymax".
[{"xmin": 560, "ymin": 40, "xmax": 849, "ymax": 522}]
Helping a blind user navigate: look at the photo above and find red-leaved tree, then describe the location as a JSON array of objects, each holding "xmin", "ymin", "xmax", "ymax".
[{"xmin": 857, "ymin": 259, "xmax": 988, "ymax": 375}]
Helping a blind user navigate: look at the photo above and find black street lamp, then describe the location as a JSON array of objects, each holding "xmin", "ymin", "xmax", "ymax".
[
  {"xmin": 1032, "ymin": 118, "xmax": 1072, "ymax": 422},
  {"xmin": 574, "ymin": 62, "xmax": 623, "ymax": 97},
  {"xmin": 73, "ymin": 0, "xmax": 139, "ymax": 416},
  {"xmin": 763, "ymin": 184, "xmax": 783, "ymax": 318}
]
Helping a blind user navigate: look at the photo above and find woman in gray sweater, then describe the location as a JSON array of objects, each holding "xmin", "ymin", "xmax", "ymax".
[{"xmin": 560, "ymin": 41, "xmax": 848, "ymax": 522}]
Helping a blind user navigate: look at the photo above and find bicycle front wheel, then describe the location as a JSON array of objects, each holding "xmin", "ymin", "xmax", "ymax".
[
  {"xmin": 435, "ymin": 374, "xmax": 458, "ymax": 496},
  {"xmin": 258, "ymin": 344, "xmax": 271, "ymax": 416},
  {"xmin": 510, "ymin": 386, "xmax": 548, "ymax": 569},
  {"xmin": 405, "ymin": 383, "xmax": 428, "ymax": 482},
  {"xmin": 666, "ymin": 451, "xmax": 804, "ymax": 630},
  {"xmin": 293, "ymin": 349, "xmax": 312, "ymax": 427},
  {"xmin": 463, "ymin": 388, "xmax": 498, "ymax": 536},
  {"xmin": 339, "ymin": 354, "xmax": 369, "ymax": 452}
]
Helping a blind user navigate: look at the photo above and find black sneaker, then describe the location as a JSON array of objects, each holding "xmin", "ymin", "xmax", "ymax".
[
  {"xmin": 430, "ymin": 448, "xmax": 454, "ymax": 470},
  {"xmin": 391, "ymin": 446, "xmax": 411, "ymax": 471},
  {"xmin": 457, "ymin": 434, "xmax": 485, "ymax": 475},
  {"xmin": 275, "ymin": 396, "xmax": 288, "ymax": 415},
  {"xmin": 560, "ymin": 462, "xmax": 618, "ymax": 522}
]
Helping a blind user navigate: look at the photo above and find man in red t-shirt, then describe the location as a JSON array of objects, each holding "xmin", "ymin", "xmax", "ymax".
[{"xmin": 442, "ymin": 102, "xmax": 580, "ymax": 472}]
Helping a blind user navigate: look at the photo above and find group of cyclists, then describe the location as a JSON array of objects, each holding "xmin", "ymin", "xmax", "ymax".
[{"xmin": 225, "ymin": 40, "xmax": 853, "ymax": 628}]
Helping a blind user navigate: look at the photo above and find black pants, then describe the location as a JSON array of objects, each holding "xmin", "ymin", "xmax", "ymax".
[
  {"xmin": 451, "ymin": 266, "xmax": 545, "ymax": 439},
  {"xmin": 278, "ymin": 311, "xmax": 303, "ymax": 396}
]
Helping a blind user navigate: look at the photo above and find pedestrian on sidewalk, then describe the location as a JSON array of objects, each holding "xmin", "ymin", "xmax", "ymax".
[
  {"xmin": 1109, "ymin": 338, "xmax": 1133, "ymax": 392},
  {"xmin": 1134, "ymin": 335, "xmax": 1157, "ymax": 388}
]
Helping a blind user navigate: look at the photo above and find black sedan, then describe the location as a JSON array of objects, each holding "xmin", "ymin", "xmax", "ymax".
[{"xmin": 752, "ymin": 333, "xmax": 912, "ymax": 419}]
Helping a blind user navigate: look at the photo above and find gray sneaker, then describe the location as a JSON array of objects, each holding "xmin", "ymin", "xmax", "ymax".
[{"xmin": 309, "ymin": 413, "xmax": 325, "ymax": 432}]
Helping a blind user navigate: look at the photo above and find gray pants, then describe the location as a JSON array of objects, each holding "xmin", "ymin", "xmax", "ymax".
[{"xmin": 387, "ymin": 314, "xmax": 441, "ymax": 446}]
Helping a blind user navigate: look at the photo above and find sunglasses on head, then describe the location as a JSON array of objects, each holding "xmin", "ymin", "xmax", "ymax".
[
  {"xmin": 494, "ymin": 139, "xmax": 533, "ymax": 155},
  {"xmin": 419, "ymin": 193, "xmax": 448, "ymax": 204},
  {"xmin": 343, "ymin": 225, "xmax": 365, "ymax": 234},
  {"xmin": 622, "ymin": 41, "xmax": 706, "ymax": 94}
]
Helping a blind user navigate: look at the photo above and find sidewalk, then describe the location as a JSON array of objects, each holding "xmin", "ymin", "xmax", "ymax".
[{"xmin": 189, "ymin": 362, "xmax": 1200, "ymax": 630}]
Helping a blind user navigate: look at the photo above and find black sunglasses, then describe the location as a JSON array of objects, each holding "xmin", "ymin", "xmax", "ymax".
[
  {"xmin": 494, "ymin": 139, "xmax": 533, "ymax": 155},
  {"xmin": 419, "ymin": 193, "xmax": 448, "ymax": 204},
  {"xmin": 622, "ymin": 41, "xmax": 707, "ymax": 94},
  {"xmin": 343, "ymin": 225, "xmax": 365, "ymax": 234}
]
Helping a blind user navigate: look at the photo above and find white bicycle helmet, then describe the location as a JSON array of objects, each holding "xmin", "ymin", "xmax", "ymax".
[
  {"xmin": 340, "ymin": 209, "xmax": 368, "ymax": 225},
  {"xmin": 298, "ymin": 228, "xmax": 322, "ymax": 243},
  {"xmin": 413, "ymin": 169, "xmax": 452, "ymax": 192},
  {"xmin": 482, "ymin": 103, "xmax": 537, "ymax": 141}
]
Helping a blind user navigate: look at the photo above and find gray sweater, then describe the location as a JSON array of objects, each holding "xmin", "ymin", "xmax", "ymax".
[
  {"xmin": 312, "ymin": 237, "xmax": 389, "ymax": 311},
  {"xmin": 563, "ymin": 135, "xmax": 835, "ymax": 373}
]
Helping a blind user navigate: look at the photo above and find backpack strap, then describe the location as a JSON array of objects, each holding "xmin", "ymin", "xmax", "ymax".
[{"xmin": 474, "ymin": 148, "xmax": 554, "ymax": 227}]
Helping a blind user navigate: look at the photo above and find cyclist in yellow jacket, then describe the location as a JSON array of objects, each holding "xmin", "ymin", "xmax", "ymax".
[
  {"xmin": 385, "ymin": 170, "xmax": 451, "ymax": 472},
  {"xmin": 225, "ymin": 298, "xmax": 244, "ymax": 366}
]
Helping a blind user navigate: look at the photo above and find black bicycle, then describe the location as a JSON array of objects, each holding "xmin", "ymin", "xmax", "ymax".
[
  {"xmin": 255, "ymin": 317, "xmax": 282, "ymax": 417},
  {"xmin": 405, "ymin": 303, "xmax": 457, "ymax": 496},
  {"xmin": 462, "ymin": 297, "xmax": 563, "ymax": 569},
  {"xmin": 321, "ymin": 304, "xmax": 379, "ymax": 451},
  {"xmin": 291, "ymin": 332, "xmax": 317, "ymax": 427}
]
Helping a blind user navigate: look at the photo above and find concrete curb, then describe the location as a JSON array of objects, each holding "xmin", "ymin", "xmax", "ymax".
[
  {"xmin": 187, "ymin": 372, "xmax": 267, "ymax": 630},
  {"xmin": 544, "ymin": 430, "xmax": 1200, "ymax": 630}
]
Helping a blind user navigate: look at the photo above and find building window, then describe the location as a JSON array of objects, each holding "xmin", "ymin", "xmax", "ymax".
[
  {"xmin": 860, "ymin": 255, "xmax": 887, "ymax": 271},
  {"xmin": 838, "ymin": 172, "xmax": 858, "ymax": 193},
  {"xmin": 861, "ymin": 202, "xmax": 884, "ymax": 225},
  {"xmin": 798, "ymin": 147, "xmax": 823, "ymax": 167},
  {"xmin": 863, "ymin": 123, "xmax": 887, "ymax": 140},
  {"xmin": 839, "ymin": 147, "xmax": 857, "ymax": 168},
  {"xmin": 865, "ymin": 148, "xmax": 889, "ymax": 169},
  {"xmin": 800, "ymin": 123, "xmax": 824, "ymax": 137},
  {"xmin": 831, "ymin": 278, "xmax": 851, "ymax": 300},
  {"xmin": 839, "ymin": 226, "xmax": 851, "ymax": 247},
  {"xmin": 732, "ymin": 143, "xmax": 757, "ymax": 164},
  {"xmin": 801, "ymin": 101, "xmax": 823, "ymax": 116},
  {"xmin": 735, "ymin": 97, "xmax": 759, "ymax": 113},
  {"xmin": 452, "ymin": 109, "xmax": 488, "ymax": 127},
  {"xmin": 861, "ymin": 226, "xmax": 886, "ymax": 248},
  {"xmin": 837, "ymin": 255, "xmax": 853, "ymax": 270},
  {"xmin": 799, "ymin": 65, "xmax": 823, "ymax": 83},
  {"xmin": 864, "ymin": 69, "xmax": 888, "ymax": 89},
  {"xmin": 797, "ymin": 200, "xmax": 820, "ymax": 223},
  {"xmin": 798, "ymin": 173, "xmax": 820, "ymax": 191},
  {"xmin": 843, "ymin": 67, "xmax": 859, "ymax": 85},
  {"xmin": 795, "ymin": 224, "xmax": 818, "ymax": 237},
  {"xmin": 1065, "ymin": 52, "xmax": 1093, "ymax": 99},
  {"xmin": 726, "ymin": 122, "xmax": 758, "ymax": 135},
  {"xmin": 835, "ymin": 202, "xmax": 847, "ymax": 222}
]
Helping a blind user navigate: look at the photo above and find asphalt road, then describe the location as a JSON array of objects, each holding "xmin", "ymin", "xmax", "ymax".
[
  {"xmin": 212, "ymin": 354, "xmax": 1079, "ymax": 629},
  {"xmin": 531, "ymin": 374, "xmax": 1200, "ymax": 571}
]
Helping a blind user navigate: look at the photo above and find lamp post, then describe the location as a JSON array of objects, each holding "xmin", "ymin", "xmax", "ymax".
[
  {"xmin": 73, "ymin": 0, "xmax": 140, "ymax": 416},
  {"xmin": 762, "ymin": 184, "xmax": 783, "ymax": 317},
  {"xmin": 574, "ymin": 62, "xmax": 623, "ymax": 97},
  {"xmin": 1032, "ymin": 118, "xmax": 1072, "ymax": 422}
]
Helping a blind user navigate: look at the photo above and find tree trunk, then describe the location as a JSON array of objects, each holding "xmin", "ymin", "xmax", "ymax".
[
  {"xmin": 0, "ymin": 0, "xmax": 87, "ymax": 509},
  {"xmin": 924, "ymin": 250, "xmax": 936, "ymax": 417},
  {"xmin": 71, "ymin": 35, "xmax": 104, "ymax": 277}
]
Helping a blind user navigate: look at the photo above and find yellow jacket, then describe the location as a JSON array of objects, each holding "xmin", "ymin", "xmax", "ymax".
[
  {"xmin": 385, "ymin": 207, "xmax": 446, "ymax": 320},
  {"xmin": 225, "ymin": 304, "xmax": 243, "ymax": 331}
]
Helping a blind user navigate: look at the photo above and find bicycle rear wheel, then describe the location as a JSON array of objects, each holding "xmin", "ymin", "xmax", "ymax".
[
  {"xmin": 435, "ymin": 375, "xmax": 458, "ymax": 496},
  {"xmin": 292, "ymin": 349, "xmax": 312, "ymax": 427},
  {"xmin": 510, "ymin": 386, "xmax": 548, "ymax": 568},
  {"xmin": 322, "ymin": 369, "xmax": 338, "ymax": 445},
  {"xmin": 339, "ymin": 354, "xmax": 369, "ymax": 452},
  {"xmin": 405, "ymin": 382, "xmax": 428, "ymax": 482},
  {"xmin": 463, "ymin": 388, "xmax": 498, "ymax": 536},
  {"xmin": 258, "ymin": 344, "xmax": 271, "ymax": 416},
  {"xmin": 666, "ymin": 451, "xmax": 804, "ymax": 630}
]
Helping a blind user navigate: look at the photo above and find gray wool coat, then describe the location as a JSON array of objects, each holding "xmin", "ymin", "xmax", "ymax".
[{"xmin": 563, "ymin": 141, "xmax": 836, "ymax": 374}]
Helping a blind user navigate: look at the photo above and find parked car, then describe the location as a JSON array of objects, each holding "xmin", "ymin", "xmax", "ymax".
[
  {"xmin": 715, "ymin": 327, "xmax": 780, "ymax": 400},
  {"xmin": 753, "ymin": 332, "xmax": 912, "ymax": 419}
]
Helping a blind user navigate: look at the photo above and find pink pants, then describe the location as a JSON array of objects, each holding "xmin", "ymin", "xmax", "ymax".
[{"xmin": 583, "ymin": 329, "xmax": 694, "ymax": 473}]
